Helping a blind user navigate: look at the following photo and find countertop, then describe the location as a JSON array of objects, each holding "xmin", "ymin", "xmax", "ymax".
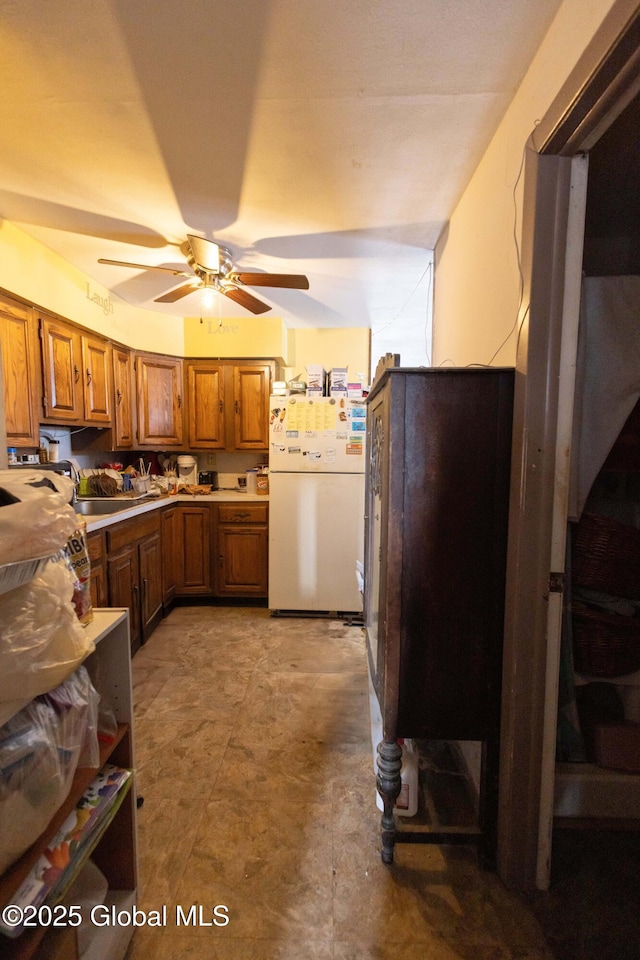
[{"xmin": 78, "ymin": 491, "xmax": 269, "ymax": 533}]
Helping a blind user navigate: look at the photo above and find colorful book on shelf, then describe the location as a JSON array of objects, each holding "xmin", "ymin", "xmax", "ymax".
[{"xmin": 1, "ymin": 764, "xmax": 132, "ymax": 939}]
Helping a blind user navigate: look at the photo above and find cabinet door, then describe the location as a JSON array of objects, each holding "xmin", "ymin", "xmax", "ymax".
[
  {"xmin": 186, "ymin": 361, "xmax": 226, "ymax": 448},
  {"xmin": 232, "ymin": 363, "xmax": 272, "ymax": 449},
  {"xmin": 0, "ymin": 295, "xmax": 39, "ymax": 447},
  {"xmin": 108, "ymin": 545, "xmax": 141, "ymax": 652},
  {"xmin": 161, "ymin": 507, "xmax": 177, "ymax": 607},
  {"xmin": 139, "ymin": 531, "xmax": 163, "ymax": 638},
  {"xmin": 135, "ymin": 353, "xmax": 183, "ymax": 445},
  {"xmin": 40, "ymin": 315, "xmax": 83, "ymax": 421},
  {"xmin": 82, "ymin": 334, "xmax": 112, "ymax": 423},
  {"xmin": 87, "ymin": 531, "xmax": 108, "ymax": 608},
  {"xmin": 216, "ymin": 523, "xmax": 268, "ymax": 596},
  {"xmin": 112, "ymin": 347, "xmax": 135, "ymax": 448},
  {"xmin": 176, "ymin": 505, "xmax": 211, "ymax": 596},
  {"xmin": 175, "ymin": 505, "xmax": 211, "ymax": 595}
]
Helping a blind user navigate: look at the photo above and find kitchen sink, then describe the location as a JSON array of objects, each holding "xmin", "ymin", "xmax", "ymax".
[{"xmin": 75, "ymin": 499, "xmax": 140, "ymax": 516}]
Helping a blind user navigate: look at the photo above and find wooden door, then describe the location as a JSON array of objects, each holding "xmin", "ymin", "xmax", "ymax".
[
  {"xmin": 216, "ymin": 524, "xmax": 268, "ymax": 596},
  {"xmin": 87, "ymin": 531, "xmax": 108, "ymax": 607},
  {"xmin": 135, "ymin": 353, "xmax": 183, "ymax": 445},
  {"xmin": 112, "ymin": 347, "xmax": 135, "ymax": 448},
  {"xmin": 232, "ymin": 364, "xmax": 272, "ymax": 449},
  {"xmin": 40, "ymin": 315, "xmax": 83, "ymax": 421},
  {"xmin": 82, "ymin": 334, "xmax": 111, "ymax": 423},
  {"xmin": 186, "ymin": 361, "xmax": 226, "ymax": 448},
  {"xmin": 161, "ymin": 506, "xmax": 177, "ymax": 607},
  {"xmin": 107, "ymin": 545, "xmax": 141, "ymax": 651},
  {"xmin": 0, "ymin": 295, "xmax": 39, "ymax": 447},
  {"xmin": 139, "ymin": 531, "xmax": 163, "ymax": 638},
  {"xmin": 175, "ymin": 505, "xmax": 212, "ymax": 594}
]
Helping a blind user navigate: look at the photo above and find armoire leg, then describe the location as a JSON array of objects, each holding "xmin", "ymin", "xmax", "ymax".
[{"xmin": 376, "ymin": 738, "xmax": 402, "ymax": 864}]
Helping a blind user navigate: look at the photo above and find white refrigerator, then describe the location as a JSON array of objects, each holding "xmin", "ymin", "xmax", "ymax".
[{"xmin": 268, "ymin": 395, "xmax": 366, "ymax": 613}]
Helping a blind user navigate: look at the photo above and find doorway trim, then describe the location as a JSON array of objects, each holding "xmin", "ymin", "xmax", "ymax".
[{"xmin": 498, "ymin": 0, "xmax": 640, "ymax": 891}]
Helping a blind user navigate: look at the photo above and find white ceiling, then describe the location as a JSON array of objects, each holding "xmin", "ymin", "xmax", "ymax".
[{"xmin": 0, "ymin": 0, "xmax": 563, "ymax": 334}]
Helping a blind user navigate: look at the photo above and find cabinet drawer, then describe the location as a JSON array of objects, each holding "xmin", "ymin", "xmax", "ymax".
[
  {"xmin": 87, "ymin": 530, "xmax": 105, "ymax": 563},
  {"xmin": 218, "ymin": 503, "xmax": 268, "ymax": 524},
  {"xmin": 107, "ymin": 511, "xmax": 161, "ymax": 553}
]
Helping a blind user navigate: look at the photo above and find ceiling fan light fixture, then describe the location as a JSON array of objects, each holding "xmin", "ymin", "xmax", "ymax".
[
  {"xmin": 202, "ymin": 286, "xmax": 215, "ymax": 308},
  {"xmin": 99, "ymin": 234, "xmax": 309, "ymax": 314}
]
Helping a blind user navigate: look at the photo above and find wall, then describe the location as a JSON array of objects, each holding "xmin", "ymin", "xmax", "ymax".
[
  {"xmin": 282, "ymin": 327, "xmax": 370, "ymax": 388},
  {"xmin": 0, "ymin": 219, "xmax": 184, "ymax": 356},
  {"xmin": 432, "ymin": 0, "xmax": 620, "ymax": 367},
  {"xmin": 183, "ymin": 314, "xmax": 289, "ymax": 361}
]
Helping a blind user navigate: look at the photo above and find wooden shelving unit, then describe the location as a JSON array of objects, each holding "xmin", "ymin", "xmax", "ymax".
[{"xmin": 0, "ymin": 609, "xmax": 137, "ymax": 960}]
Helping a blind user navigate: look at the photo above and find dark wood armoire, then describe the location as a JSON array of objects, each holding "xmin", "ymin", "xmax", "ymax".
[{"xmin": 364, "ymin": 366, "xmax": 514, "ymax": 863}]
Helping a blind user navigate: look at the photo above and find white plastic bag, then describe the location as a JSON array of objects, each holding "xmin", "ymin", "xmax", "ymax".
[
  {"xmin": 0, "ymin": 560, "xmax": 95, "ymax": 724},
  {"xmin": 0, "ymin": 470, "xmax": 78, "ymax": 567}
]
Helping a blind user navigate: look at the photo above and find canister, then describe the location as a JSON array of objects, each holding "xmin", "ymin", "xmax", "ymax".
[
  {"xmin": 246, "ymin": 469, "xmax": 258, "ymax": 494},
  {"xmin": 256, "ymin": 467, "xmax": 269, "ymax": 495}
]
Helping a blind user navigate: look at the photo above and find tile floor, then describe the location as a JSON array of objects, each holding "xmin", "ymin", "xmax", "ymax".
[{"xmin": 123, "ymin": 605, "xmax": 639, "ymax": 960}]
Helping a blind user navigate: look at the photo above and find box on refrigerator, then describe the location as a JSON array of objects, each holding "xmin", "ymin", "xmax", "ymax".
[
  {"xmin": 329, "ymin": 367, "xmax": 348, "ymax": 396},
  {"xmin": 305, "ymin": 365, "xmax": 325, "ymax": 395}
]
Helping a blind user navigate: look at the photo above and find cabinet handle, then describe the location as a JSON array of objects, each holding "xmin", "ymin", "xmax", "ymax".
[
  {"xmin": 235, "ymin": 400, "xmax": 240, "ymax": 414},
  {"xmin": 142, "ymin": 577, "xmax": 148, "ymax": 607},
  {"xmin": 74, "ymin": 365, "xmax": 80, "ymax": 383},
  {"xmin": 86, "ymin": 369, "xmax": 92, "ymax": 385},
  {"xmin": 219, "ymin": 555, "xmax": 224, "ymax": 568},
  {"xmin": 219, "ymin": 400, "xmax": 223, "ymax": 413},
  {"xmin": 177, "ymin": 394, "xmax": 182, "ymax": 408},
  {"xmin": 132, "ymin": 583, "xmax": 139, "ymax": 603},
  {"xmin": 116, "ymin": 389, "xmax": 122, "ymax": 405}
]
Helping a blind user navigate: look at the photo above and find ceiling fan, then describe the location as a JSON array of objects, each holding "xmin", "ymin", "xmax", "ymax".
[{"xmin": 98, "ymin": 234, "xmax": 309, "ymax": 314}]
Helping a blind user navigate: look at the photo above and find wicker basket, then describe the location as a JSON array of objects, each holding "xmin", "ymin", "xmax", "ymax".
[
  {"xmin": 572, "ymin": 602, "xmax": 640, "ymax": 678},
  {"xmin": 572, "ymin": 513, "xmax": 640, "ymax": 600}
]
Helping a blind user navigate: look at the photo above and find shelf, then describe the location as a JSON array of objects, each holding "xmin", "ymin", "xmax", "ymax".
[
  {"xmin": 554, "ymin": 761, "xmax": 640, "ymax": 820},
  {"xmin": 0, "ymin": 725, "xmax": 129, "ymax": 910},
  {"xmin": 0, "ymin": 605, "xmax": 135, "ymax": 960}
]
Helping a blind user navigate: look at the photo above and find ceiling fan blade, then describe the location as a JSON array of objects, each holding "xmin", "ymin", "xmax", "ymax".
[
  {"xmin": 229, "ymin": 272, "xmax": 309, "ymax": 290},
  {"xmin": 221, "ymin": 285, "xmax": 271, "ymax": 315},
  {"xmin": 154, "ymin": 280, "xmax": 203, "ymax": 303},
  {"xmin": 98, "ymin": 258, "xmax": 190, "ymax": 276},
  {"xmin": 186, "ymin": 234, "xmax": 221, "ymax": 272}
]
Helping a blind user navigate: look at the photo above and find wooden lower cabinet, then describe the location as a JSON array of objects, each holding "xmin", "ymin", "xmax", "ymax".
[
  {"xmin": 214, "ymin": 503, "xmax": 268, "ymax": 597},
  {"xmin": 161, "ymin": 505, "xmax": 178, "ymax": 608},
  {"xmin": 107, "ymin": 544, "xmax": 141, "ymax": 652},
  {"xmin": 106, "ymin": 512, "xmax": 162, "ymax": 652},
  {"xmin": 174, "ymin": 504, "xmax": 212, "ymax": 595},
  {"xmin": 87, "ymin": 530, "xmax": 108, "ymax": 608},
  {"xmin": 139, "ymin": 529, "xmax": 163, "ymax": 635}
]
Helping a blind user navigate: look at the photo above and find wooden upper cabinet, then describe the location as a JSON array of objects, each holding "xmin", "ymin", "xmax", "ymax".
[
  {"xmin": 0, "ymin": 294, "xmax": 40, "ymax": 447},
  {"xmin": 135, "ymin": 352, "xmax": 184, "ymax": 446},
  {"xmin": 40, "ymin": 314, "xmax": 83, "ymax": 421},
  {"xmin": 184, "ymin": 360, "xmax": 273, "ymax": 451},
  {"xmin": 186, "ymin": 361, "xmax": 226, "ymax": 449},
  {"xmin": 40, "ymin": 315, "xmax": 113, "ymax": 424},
  {"xmin": 233, "ymin": 364, "xmax": 272, "ymax": 449},
  {"xmin": 82, "ymin": 334, "xmax": 111, "ymax": 423},
  {"xmin": 112, "ymin": 347, "xmax": 135, "ymax": 448}
]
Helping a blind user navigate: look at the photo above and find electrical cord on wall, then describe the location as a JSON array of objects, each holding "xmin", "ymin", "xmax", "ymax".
[{"xmin": 437, "ymin": 126, "xmax": 541, "ymax": 369}]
